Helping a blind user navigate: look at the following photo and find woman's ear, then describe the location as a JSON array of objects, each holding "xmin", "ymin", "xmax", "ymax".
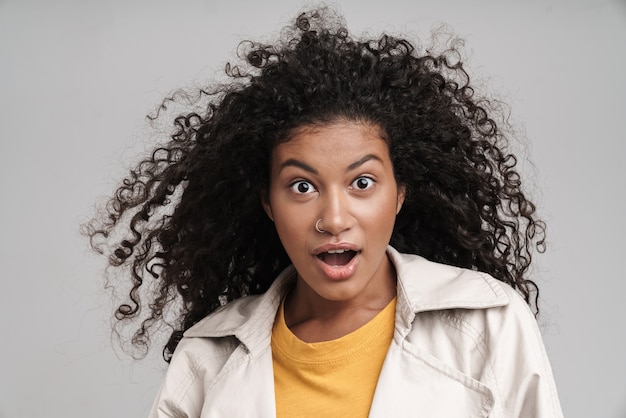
[
  {"xmin": 260, "ymin": 190, "xmax": 274, "ymax": 221},
  {"xmin": 396, "ymin": 184, "xmax": 406, "ymax": 215}
]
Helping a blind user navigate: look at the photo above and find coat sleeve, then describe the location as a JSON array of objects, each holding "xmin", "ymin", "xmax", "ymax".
[{"xmin": 484, "ymin": 288, "xmax": 563, "ymax": 417}]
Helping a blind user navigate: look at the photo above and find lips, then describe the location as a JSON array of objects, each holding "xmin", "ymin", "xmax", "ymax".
[
  {"xmin": 312, "ymin": 244, "xmax": 361, "ymax": 280},
  {"xmin": 317, "ymin": 249, "xmax": 357, "ymax": 266}
]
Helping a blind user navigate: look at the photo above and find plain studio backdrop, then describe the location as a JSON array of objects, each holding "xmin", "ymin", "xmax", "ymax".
[{"xmin": 1, "ymin": 0, "xmax": 624, "ymax": 417}]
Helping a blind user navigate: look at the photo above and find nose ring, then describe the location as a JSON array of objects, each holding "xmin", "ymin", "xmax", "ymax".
[{"xmin": 315, "ymin": 219, "xmax": 325, "ymax": 234}]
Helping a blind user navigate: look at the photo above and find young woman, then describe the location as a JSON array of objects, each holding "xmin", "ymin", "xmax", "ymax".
[{"xmin": 86, "ymin": 9, "xmax": 563, "ymax": 417}]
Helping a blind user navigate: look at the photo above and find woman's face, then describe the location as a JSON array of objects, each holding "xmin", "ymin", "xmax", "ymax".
[{"xmin": 263, "ymin": 120, "xmax": 405, "ymax": 305}]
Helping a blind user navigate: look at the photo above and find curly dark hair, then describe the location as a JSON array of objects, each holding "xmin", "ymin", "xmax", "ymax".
[{"xmin": 85, "ymin": 9, "xmax": 545, "ymax": 361}]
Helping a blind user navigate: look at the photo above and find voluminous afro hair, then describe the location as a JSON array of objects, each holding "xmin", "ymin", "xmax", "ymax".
[{"xmin": 86, "ymin": 9, "xmax": 546, "ymax": 361}]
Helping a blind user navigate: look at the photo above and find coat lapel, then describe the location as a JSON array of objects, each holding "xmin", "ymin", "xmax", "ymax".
[
  {"xmin": 200, "ymin": 344, "xmax": 277, "ymax": 417},
  {"xmin": 369, "ymin": 341, "xmax": 494, "ymax": 417},
  {"xmin": 367, "ymin": 249, "xmax": 505, "ymax": 418}
]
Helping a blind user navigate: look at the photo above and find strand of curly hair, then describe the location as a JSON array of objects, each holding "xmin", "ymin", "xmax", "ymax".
[{"xmin": 84, "ymin": 9, "xmax": 546, "ymax": 361}]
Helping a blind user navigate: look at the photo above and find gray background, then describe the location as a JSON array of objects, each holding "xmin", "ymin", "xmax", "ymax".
[{"xmin": 1, "ymin": 0, "xmax": 625, "ymax": 417}]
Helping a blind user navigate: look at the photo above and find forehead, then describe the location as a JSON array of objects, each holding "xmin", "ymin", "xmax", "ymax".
[{"xmin": 272, "ymin": 121, "xmax": 390, "ymax": 163}]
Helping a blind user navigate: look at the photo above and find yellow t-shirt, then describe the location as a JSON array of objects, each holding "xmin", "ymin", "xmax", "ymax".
[{"xmin": 271, "ymin": 297, "xmax": 396, "ymax": 417}]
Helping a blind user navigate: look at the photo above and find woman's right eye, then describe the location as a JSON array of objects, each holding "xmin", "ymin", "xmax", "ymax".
[{"xmin": 289, "ymin": 180, "xmax": 316, "ymax": 194}]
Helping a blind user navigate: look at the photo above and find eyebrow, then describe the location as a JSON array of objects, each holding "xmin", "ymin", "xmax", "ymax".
[
  {"xmin": 279, "ymin": 159, "xmax": 318, "ymax": 174},
  {"xmin": 279, "ymin": 154, "xmax": 383, "ymax": 174},
  {"xmin": 347, "ymin": 154, "xmax": 382, "ymax": 171}
]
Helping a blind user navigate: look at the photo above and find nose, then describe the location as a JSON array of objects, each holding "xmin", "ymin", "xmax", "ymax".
[{"xmin": 319, "ymin": 187, "xmax": 355, "ymax": 236}]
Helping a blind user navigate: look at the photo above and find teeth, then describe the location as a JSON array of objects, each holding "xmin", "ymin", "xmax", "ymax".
[{"xmin": 327, "ymin": 249, "xmax": 346, "ymax": 254}]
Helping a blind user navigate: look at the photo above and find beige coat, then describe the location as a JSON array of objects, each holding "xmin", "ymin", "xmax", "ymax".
[{"xmin": 150, "ymin": 247, "xmax": 563, "ymax": 417}]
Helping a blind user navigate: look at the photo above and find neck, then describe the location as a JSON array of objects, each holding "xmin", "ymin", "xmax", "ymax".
[{"xmin": 283, "ymin": 255, "xmax": 397, "ymax": 342}]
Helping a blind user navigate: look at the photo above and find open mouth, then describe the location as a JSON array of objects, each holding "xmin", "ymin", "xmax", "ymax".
[{"xmin": 316, "ymin": 249, "xmax": 358, "ymax": 266}]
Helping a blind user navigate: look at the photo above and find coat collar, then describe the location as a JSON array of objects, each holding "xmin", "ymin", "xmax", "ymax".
[
  {"xmin": 386, "ymin": 247, "xmax": 509, "ymax": 335},
  {"xmin": 183, "ymin": 265, "xmax": 295, "ymax": 355},
  {"xmin": 184, "ymin": 247, "xmax": 509, "ymax": 352}
]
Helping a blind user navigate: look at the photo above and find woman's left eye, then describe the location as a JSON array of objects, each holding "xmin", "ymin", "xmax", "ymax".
[{"xmin": 351, "ymin": 177, "xmax": 374, "ymax": 190}]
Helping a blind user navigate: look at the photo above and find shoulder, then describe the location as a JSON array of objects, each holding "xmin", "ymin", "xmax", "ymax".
[
  {"xmin": 149, "ymin": 286, "xmax": 284, "ymax": 416},
  {"xmin": 149, "ymin": 335, "xmax": 240, "ymax": 417},
  {"xmin": 389, "ymin": 246, "xmax": 541, "ymax": 362},
  {"xmin": 149, "ymin": 268, "xmax": 296, "ymax": 417},
  {"xmin": 169, "ymin": 334, "xmax": 240, "ymax": 386},
  {"xmin": 403, "ymin": 268, "xmax": 535, "ymax": 355},
  {"xmin": 429, "ymin": 282, "xmax": 537, "ymax": 354}
]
